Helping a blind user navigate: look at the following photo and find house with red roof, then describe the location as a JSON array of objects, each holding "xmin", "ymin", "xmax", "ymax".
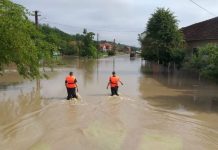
[{"xmin": 99, "ymin": 42, "xmax": 113, "ymax": 52}]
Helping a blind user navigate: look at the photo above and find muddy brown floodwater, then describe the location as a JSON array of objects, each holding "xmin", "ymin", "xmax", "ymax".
[{"xmin": 0, "ymin": 55, "xmax": 218, "ymax": 150}]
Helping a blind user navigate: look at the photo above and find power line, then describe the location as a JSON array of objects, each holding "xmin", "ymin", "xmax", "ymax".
[
  {"xmin": 189, "ymin": 0, "xmax": 216, "ymax": 16},
  {"xmin": 42, "ymin": 20, "xmax": 82, "ymax": 29},
  {"xmin": 41, "ymin": 20, "xmax": 142, "ymax": 33}
]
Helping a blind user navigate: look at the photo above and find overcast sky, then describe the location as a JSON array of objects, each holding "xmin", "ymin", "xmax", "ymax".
[{"xmin": 13, "ymin": 0, "xmax": 218, "ymax": 47}]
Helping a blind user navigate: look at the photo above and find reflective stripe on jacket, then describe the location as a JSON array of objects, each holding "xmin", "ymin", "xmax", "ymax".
[
  {"xmin": 66, "ymin": 75, "xmax": 76, "ymax": 88},
  {"xmin": 109, "ymin": 76, "xmax": 120, "ymax": 87}
]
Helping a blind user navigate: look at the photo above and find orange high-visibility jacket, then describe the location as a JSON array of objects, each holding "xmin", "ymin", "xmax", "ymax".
[
  {"xmin": 65, "ymin": 75, "xmax": 77, "ymax": 88},
  {"xmin": 109, "ymin": 76, "xmax": 120, "ymax": 87}
]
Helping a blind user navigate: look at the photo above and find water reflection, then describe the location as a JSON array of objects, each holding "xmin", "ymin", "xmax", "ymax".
[
  {"xmin": 0, "ymin": 72, "xmax": 24, "ymax": 90},
  {"xmin": 0, "ymin": 88, "xmax": 42, "ymax": 126},
  {"xmin": 76, "ymin": 59, "xmax": 97, "ymax": 85},
  {"xmin": 139, "ymin": 62, "xmax": 218, "ymax": 113},
  {"xmin": 1, "ymin": 56, "xmax": 218, "ymax": 149}
]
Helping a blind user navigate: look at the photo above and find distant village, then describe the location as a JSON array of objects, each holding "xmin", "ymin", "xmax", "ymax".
[{"xmin": 99, "ymin": 40, "xmax": 140, "ymax": 54}]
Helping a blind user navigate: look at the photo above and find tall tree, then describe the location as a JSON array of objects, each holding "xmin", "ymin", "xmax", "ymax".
[
  {"xmin": 80, "ymin": 29, "xmax": 97, "ymax": 58},
  {"xmin": 0, "ymin": 0, "xmax": 40, "ymax": 78},
  {"xmin": 140, "ymin": 8, "xmax": 184, "ymax": 66}
]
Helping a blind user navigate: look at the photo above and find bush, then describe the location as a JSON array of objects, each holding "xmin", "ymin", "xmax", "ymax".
[
  {"xmin": 107, "ymin": 50, "xmax": 116, "ymax": 56},
  {"xmin": 187, "ymin": 44, "xmax": 218, "ymax": 82}
]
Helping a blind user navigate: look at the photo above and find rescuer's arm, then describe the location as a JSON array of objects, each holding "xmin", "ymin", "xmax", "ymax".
[
  {"xmin": 76, "ymin": 84, "xmax": 79, "ymax": 92},
  {"xmin": 106, "ymin": 82, "xmax": 110, "ymax": 89},
  {"xmin": 65, "ymin": 80, "xmax": 67, "ymax": 88},
  {"xmin": 118, "ymin": 77, "xmax": 123, "ymax": 85},
  {"xmin": 75, "ymin": 79, "xmax": 78, "ymax": 92},
  {"xmin": 106, "ymin": 77, "xmax": 111, "ymax": 89}
]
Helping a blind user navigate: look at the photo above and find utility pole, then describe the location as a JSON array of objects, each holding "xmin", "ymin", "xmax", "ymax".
[
  {"xmin": 33, "ymin": 10, "xmax": 45, "ymax": 72},
  {"xmin": 96, "ymin": 33, "xmax": 99, "ymax": 81},
  {"xmin": 113, "ymin": 57, "xmax": 115, "ymax": 72},
  {"xmin": 113, "ymin": 38, "xmax": 116, "ymax": 72},
  {"xmin": 34, "ymin": 10, "xmax": 41, "ymax": 28},
  {"xmin": 97, "ymin": 33, "xmax": 99, "ymax": 59},
  {"xmin": 97, "ymin": 33, "xmax": 99, "ymax": 43},
  {"xmin": 33, "ymin": 10, "xmax": 41, "ymax": 91},
  {"xmin": 113, "ymin": 38, "xmax": 116, "ymax": 52}
]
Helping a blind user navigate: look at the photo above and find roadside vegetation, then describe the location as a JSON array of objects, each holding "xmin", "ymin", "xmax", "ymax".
[
  {"xmin": 0, "ymin": 0, "xmax": 121, "ymax": 79},
  {"xmin": 139, "ymin": 8, "xmax": 218, "ymax": 82},
  {"xmin": 185, "ymin": 44, "xmax": 218, "ymax": 82},
  {"xmin": 139, "ymin": 8, "xmax": 185, "ymax": 69},
  {"xmin": 1, "ymin": 0, "xmax": 41, "ymax": 79}
]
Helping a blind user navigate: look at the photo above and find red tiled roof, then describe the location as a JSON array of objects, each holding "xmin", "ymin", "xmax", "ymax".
[
  {"xmin": 101, "ymin": 43, "xmax": 112, "ymax": 46},
  {"xmin": 181, "ymin": 17, "xmax": 218, "ymax": 42}
]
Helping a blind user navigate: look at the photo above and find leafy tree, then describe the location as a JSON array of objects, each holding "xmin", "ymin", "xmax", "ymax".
[
  {"xmin": 40, "ymin": 24, "xmax": 72, "ymax": 55},
  {"xmin": 75, "ymin": 33, "xmax": 84, "ymax": 41},
  {"xmin": 140, "ymin": 8, "xmax": 184, "ymax": 66},
  {"xmin": 0, "ymin": 0, "xmax": 40, "ymax": 78},
  {"xmin": 0, "ymin": 0, "xmax": 101, "ymax": 80},
  {"xmin": 33, "ymin": 34, "xmax": 57, "ymax": 70},
  {"xmin": 66, "ymin": 41, "xmax": 80, "ymax": 55},
  {"xmin": 171, "ymin": 49, "xmax": 185, "ymax": 69},
  {"xmin": 80, "ymin": 29, "xmax": 97, "ymax": 58}
]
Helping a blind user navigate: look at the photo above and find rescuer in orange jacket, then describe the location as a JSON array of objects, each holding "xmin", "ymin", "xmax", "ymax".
[
  {"xmin": 65, "ymin": 72, "xmax": 78, "ymax": 100},
  {"xmin": 107, "ymin": 71, "xmax": 123, "ymax": 96}
]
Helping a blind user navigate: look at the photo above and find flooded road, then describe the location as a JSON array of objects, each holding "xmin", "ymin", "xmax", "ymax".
[{"xmin": 0, "ymin": 55, "xmax": 218, "ymax": 150}]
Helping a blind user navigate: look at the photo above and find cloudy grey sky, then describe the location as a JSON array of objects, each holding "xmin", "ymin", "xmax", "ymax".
[{"xmin": 13, "ymin": 0, "xmax": 218, "ymax": 47}]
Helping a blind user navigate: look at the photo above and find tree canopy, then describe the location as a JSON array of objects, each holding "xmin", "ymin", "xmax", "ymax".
[
  {"xmin": 79, "ymin": 29, "xmax": 97, "ymax": 58},
  {"xmin": 0, "ymin": 0, "xmax": 98, "ymax": 79},
  {"xmin": 140, "ymin": 8, "xmax": 184, "ymax": 66},
  {"xmin": 0, "ymin": 0, "xmax": 41, "ymax": 78},
  {"xmin": 39, "ymin": 25, "xmax": 79, "ymax": 55},
  {"xmin": 1, "ymin": 0, "xmax": 126, "ymax": 79}
]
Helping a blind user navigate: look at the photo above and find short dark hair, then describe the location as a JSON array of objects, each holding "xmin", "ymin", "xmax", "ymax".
[
  {"xmin": 112, "ymin": 71, "xmax": 115, "ymax": 75},
  {"xmin": 69, "ymin": 72, "xmax": 73, "ymax": 75}
]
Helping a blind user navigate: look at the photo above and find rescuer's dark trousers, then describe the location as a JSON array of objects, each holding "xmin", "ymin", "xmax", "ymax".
[
  {"xmin": 67, "ymin": 88, "xmax": 77, "ymax": 100},
  {"xmin": 111, "ymin": 86, "xmax": 119, "ymax": 96}
]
